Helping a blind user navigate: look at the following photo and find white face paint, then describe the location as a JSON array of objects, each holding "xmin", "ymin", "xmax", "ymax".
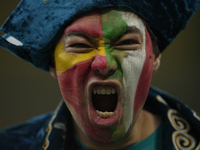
[{"xmin": 121, "ymin": 12, "xmax": 146, "ymax": 132}]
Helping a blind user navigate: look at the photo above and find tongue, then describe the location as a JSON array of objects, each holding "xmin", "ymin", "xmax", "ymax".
[{"xmin": 92, "ymin": 93, "xmax": 117, "ymax": 112}]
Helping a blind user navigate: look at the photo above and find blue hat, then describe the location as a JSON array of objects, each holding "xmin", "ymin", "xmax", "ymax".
[{"xmin": 0, "ymin": 0, "xmax": 199, "ymax": 71}]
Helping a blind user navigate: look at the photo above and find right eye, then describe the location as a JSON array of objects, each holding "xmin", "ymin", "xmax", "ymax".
[
  {"xmin": 64, "ymin": 35, "xmax": 97, "ymax": 53},
  {"xmin": 116, "ymin": 39, "xmax": 139, "ymax": 46},
  {"xmin": 69, "ymin": 43, "xmax": 92, "ymax": 48}
]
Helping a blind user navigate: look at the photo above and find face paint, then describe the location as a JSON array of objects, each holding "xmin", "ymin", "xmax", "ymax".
[
  {"xmin": 54, "ymin": 9, "xmax": 154, "ymax": 144},
  {"xmin": 111, "ymin": 12, "xmax": 154, "ymax": 138}
]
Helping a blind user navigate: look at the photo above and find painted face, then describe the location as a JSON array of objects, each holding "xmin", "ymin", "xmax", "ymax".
[{"xmin": 54, "ymin": 9, "xmax": 154, "ymax": 144}]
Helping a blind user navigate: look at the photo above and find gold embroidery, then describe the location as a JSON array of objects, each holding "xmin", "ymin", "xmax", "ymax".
[
  {"xmin": 193, "ymin": 111, "xmax": 200, "ymax": 121},
  {"xmin": 156, "ymin": 95, "xmax": 168, "ymax": 106},
  {"xmin": 54, "ymin": 122, "xmax": 66, "ymax": 131},
  {"xmin": 168, "ymin": 109, "xmax": 199, "ymax": 150},
  {"xmin": 195, "ymin": 143, "xmax": 200, "ymax": 150},
  {"xmin": 43, "ymin": 101, "xmax": 63, "ymax": 150},
  {"xmin": 43, "ymin": 0, "xmax": 48, "ymax": 3}
]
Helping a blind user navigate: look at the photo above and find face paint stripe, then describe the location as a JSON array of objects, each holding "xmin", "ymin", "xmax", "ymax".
[
  {"xmin": 64, "ymin": 10, "xmax": 104, "ymax": 38},
  {"xmin": 101, "ymin": 10, "xmax": 128, "ymax": 82},
  {"xmin": 133, "ymin": 29, "xmax": 154, "ymax": 116},
  {"xmin": 101, "ymin": 9, "xmax": 129, "ymax": 41},
  {"xmin": 55, "ymin": 11, "xmax": 107, "ymax": 73},
  {"xmin": 91, "ymin": 55, "xmax": 107, "ymax": 70},
  {"xmin": 55, "ymin": 42, "xmax": 107, "ymax": 73},
  {"xmin": 101, "ymin": 10, "xmax": 129, "ymax": 70},
  {"xmin": 120, "ymin": 12, "xmax": 147, "ymax": 133},
  {"xmin": 57, "ymin": 59, "xmax": 112, "ymax": 143}
]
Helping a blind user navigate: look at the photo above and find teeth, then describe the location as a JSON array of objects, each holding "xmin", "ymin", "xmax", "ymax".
[
  {"xmin": 93, "ymin": 89, "xmax": 97, "ymax": 94},
  {"xmin": 93, "ymin": 88, "xmax": 116, "ymax": 95},
  {"xmin": 96, "ymin": 110, "xmax": 114, "ymax": 118},
  {"xmin": 101, "ymin": 89, "xmax": 105, "ymax": 95},
  {"xmin": 111, "ymin": 88, "xmax": 116, "ymax": 94},
  {"xmin": 106, "ymin": 89, "xmax": 111, "ymax": 95}
]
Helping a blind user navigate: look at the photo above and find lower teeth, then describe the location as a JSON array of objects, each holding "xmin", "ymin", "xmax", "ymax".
[{"xmin": 96, "ymin": 110, "xmax": 114, "ymax": 119}]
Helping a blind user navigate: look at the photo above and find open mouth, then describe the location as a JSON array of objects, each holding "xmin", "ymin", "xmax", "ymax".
[{"xmin": 92, "ymin": 86, "xmax": 118, "ymax": 119}]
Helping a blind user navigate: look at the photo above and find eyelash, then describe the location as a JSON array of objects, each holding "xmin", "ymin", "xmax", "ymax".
[
  {"xmin": 69, "ymin": 43, "xmax": 92, "ymax": 48},
  {"xmin": 70, "ymin": 39, "xmax": 138, "ymax": 48},
  {"xmin": 116, "ymin": 39, "xmax": 139, "ymax": 46}
]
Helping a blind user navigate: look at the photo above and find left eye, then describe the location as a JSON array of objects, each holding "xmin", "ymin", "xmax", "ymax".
[
  {"xmin": 113, "ymin": 39, "xmax": 141, "ymax": 50},
  {"xmin": 116, "ymin": 39, "xmax": 138, "ymax": 46}
]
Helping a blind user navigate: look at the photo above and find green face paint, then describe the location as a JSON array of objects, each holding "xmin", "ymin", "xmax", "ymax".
[
  {"xmin": 101, "ymin": 9, "xmax": 128, "ymax": 40},
  {"xmin": 101, "ymin": 9, "xmax": 129, "ymax": 80}
]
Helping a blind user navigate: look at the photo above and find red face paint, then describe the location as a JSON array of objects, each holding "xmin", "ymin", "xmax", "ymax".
[
  {"xmin": 91, "ymin": 55, "xmax": 107, "ymax": 70},
  {"xmin": 133, "ymin": 29, "xmax": 154, "ymax": 116},
  {"xmin": 55, "ymin": 11, "xmax": 114, "ymax": 143},
  {"xmin": 64, "ymin": 11, "xmax": 103, "ymax": 38},
  {"xmin": 57, "ymin": 59, "xmax": 113, "ymax": 143}
]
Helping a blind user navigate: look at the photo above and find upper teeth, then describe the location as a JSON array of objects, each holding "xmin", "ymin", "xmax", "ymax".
[{"xmin": 93, "ymin": 88, "xmax": 116, "ymax": 95}]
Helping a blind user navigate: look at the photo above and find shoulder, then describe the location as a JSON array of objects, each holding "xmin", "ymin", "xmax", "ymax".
[
  {"xmin": 147, "ymin": 86, "xmax": 200, "ymax": 126},
  {"xmin": 0, "ymin": 112, "xmax": 53, "ymax": 150},
  {"xmin": 146, "ymin": 86, "xmax": 200, "ymax": 148}
]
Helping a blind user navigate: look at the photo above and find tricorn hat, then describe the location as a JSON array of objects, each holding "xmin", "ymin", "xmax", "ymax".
[{"xmin": 0, "ymin": 0, "xmax": 199, "ymax": 71}]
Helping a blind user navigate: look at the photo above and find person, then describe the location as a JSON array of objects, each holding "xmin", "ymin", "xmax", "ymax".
[{"xmin": 0, "ymin": 0, "xmax": 200, "ymax": 150}]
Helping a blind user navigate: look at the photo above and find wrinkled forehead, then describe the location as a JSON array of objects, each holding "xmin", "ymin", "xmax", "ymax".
[{"xmin": 64, "ymin": 8, "xmax": 145, "ymax": 38}]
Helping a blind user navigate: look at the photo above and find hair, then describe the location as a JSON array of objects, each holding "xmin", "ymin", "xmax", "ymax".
[{"xmin": 145, "ymin": 23, "xmax": 160, "ymax": 57}]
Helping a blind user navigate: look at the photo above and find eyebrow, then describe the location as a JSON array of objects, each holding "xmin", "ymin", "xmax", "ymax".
[
  {"xmin": 64, "ymin": 26, "xmax": 142, "ymax": 45},
  {"xmin": 65, "ymin": 32, "xmax": 98, "ymax": 45},
  {"xmin": 110, "ymin": 26, "xmax": 142, "ymax": 44}
]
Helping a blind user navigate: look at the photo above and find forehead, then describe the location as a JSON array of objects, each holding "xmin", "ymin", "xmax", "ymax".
[{"xmin": 64, "ymin": 9, "xmax": 145, "ymax": 38}]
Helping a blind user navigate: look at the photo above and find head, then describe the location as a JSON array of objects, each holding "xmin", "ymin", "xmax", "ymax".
[{"xmin": 50, "ymin": 8, "xmax": 161, "ymax": 144}]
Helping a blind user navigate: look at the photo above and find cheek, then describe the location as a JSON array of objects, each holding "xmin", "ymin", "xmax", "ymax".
[
  {"xmin": 56, "ymin": 59, "xmax": 92, "ymax": 114},
  {"xmin": 133, "ymin": 29, "xmax": 154, "ymax": 115},
  {"xmin": 56, "ymin": 60, "xmax": 92, "ymax": 111},
  {"xmin": 54, "ymin": 40, "xmax": 107, "ymax": 108},
  {"xmin": 54, "ymin": 42, "xmax": 98, "ymax": 73}
]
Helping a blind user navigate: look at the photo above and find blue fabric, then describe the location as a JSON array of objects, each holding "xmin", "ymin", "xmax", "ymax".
[
  {"xmin": 0, "ymin": 86, "xmax": 200, "ymax": 150},
  {"xmin": 0, "ymin": 0, "xmax": 199, "ymax": 71}
]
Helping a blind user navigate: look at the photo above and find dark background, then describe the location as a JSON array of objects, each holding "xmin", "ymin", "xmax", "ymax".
[{"xmin": 0, "ymin": 1, "xmax": 200, "ymax": 130}]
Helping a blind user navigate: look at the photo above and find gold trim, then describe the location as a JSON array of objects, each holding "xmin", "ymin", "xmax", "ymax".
[
  {"xmin": 195, "ymin": 143, "xmax": 200, "ymax": 150},
  {"xmin": 156, "ymin": 95, "xmax": 168, "ymax": 106},
  {"xmin": 168, "ymin": 109, "xmax": 198, "ymax": 150},
  {"xmin": 42, "ymin": 101, "xmax": 63, "ymax": 150},
  {"xmin": 194, "ymin": 112, "xmax": 200, "ymax": 121},
  {"xmin": 43, "ymin": 0, "xmax": 48, "ymax": 3},
  {"xmin": 53, "ymin": 122, "xmax": 66, "ymax": 131}
]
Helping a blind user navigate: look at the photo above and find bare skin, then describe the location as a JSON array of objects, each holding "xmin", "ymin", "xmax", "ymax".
[{"xmin": 73, "ymin": 109, "xmax": 161, "ymax": 150}]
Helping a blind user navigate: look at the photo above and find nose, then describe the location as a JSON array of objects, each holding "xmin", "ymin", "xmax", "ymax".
[{"xmin": 91, "ymin": 55, "xmax": 117, "ymax": 78}]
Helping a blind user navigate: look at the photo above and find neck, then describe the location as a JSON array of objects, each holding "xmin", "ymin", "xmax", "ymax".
[{"xmin": 73, "ymin": 109, "xmax": 161, "ymax": 150}]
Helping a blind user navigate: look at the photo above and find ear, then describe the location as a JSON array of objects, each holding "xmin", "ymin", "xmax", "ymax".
[
  {"xmin": 153, "ymin": 53, "xmax": 161, "ymax": 73},
  {"xmin": 49, "ymin": 66, "xmax": 57, "ymax": 78}
]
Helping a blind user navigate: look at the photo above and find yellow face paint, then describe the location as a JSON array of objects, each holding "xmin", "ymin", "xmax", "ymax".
[{"xmin": 54, "ymin": 39, "xmax": 106, "ymax": 73}]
